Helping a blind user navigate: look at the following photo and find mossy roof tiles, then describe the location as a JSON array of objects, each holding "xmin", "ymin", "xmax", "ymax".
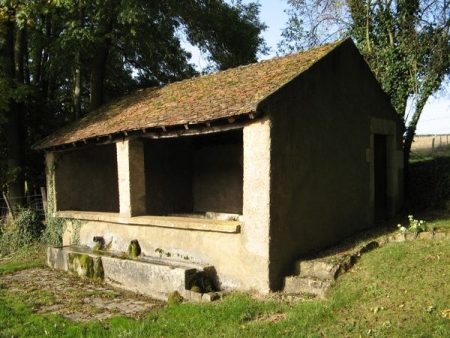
[{"xmin": 34, "ymin": 40, "xmax": 343, "ymax": 150}]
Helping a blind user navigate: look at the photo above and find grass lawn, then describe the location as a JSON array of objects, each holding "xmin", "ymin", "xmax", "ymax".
[
  {"xmin": 0, "ymin": 244, "xmax": 45, "ymax": 276},
  {"xmin": 1, "ymin": 218, "xmax": 449, "ymax": 337}
]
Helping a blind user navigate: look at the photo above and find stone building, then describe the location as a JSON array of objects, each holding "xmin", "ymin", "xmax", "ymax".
[{"xmin": 35, "ymin": 38, "xmax": 403, "ymax": 294}]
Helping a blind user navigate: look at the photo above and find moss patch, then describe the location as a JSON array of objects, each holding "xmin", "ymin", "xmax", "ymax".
[
  {"xmin": 68, "ymin": 253, "xmax": 104, "ymax": 280},
  {"xmin": 168, "ymin": 291, "xmax": 184, "ymax": 304},
  {"xmin": 79, "ymin": 254, "xmax": 94, "ymax": 278},
  {"xmin": 127, "ymin": 240, "xmax": 141, "ymax": 259},
  {"xmin": 93, "ymin": 257, "xmax": 104, "ymax": 280},
  {"xmin": 189, "ymin": 272, "xmax": 214, "ymax": 293}
]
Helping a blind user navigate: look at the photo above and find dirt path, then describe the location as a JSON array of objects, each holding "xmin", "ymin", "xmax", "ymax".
[{"xmin": 0, "ymin": 267, "xmax": 163, "ymax": 322}]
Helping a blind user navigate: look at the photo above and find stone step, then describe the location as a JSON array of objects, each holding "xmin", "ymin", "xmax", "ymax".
[
  {"xmin": 295, "ymin": 260, "xmax": 340, "ymax": 280},
  {"xmin": 283, "ymin": 231, "xmax": 450, "ymax": 298},
  {"xmin": 284, "ymin": 241, "xmax": 381, "ymax": 297},
  {"xmin": 47, "ymin": 246, "xmax": 218, "ymax": 302},
  {"xmin": 284, "ymin": 276, "xmax": 333, "ymax": 298}
]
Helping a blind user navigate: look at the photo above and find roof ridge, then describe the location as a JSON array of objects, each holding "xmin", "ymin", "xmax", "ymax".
[{"xmin": 124, "ymin": 39, "xmax": 345, "ymax": 98}]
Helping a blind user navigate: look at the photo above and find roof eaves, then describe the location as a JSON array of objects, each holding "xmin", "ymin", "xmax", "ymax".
[{"xmin": 38, "ymin": 110, "xmax": 260, "ymax": 152}]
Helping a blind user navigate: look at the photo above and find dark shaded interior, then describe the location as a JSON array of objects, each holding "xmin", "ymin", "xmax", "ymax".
[
  {"xmin": 55, "ymin": 144, "xmax": 119, "ymax": 212},
  {"xmin": 143, "ymin": 130, "xmax": 243, "ymax": 216}
]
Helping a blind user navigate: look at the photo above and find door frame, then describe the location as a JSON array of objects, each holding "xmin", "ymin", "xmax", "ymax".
[{"xmin": 367, "ymin": 118, "xmax": 403, "ymax": 224}]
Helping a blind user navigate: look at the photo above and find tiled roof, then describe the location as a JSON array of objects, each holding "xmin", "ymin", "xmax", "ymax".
[{"xmin": 34, "ymin": 40, "xmax": 344, "ymax": 150}]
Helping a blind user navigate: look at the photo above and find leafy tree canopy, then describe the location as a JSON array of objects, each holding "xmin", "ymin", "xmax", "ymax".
[{"xmin": 0, "ymin": 0, "xmax": 267, "ymax": 202}]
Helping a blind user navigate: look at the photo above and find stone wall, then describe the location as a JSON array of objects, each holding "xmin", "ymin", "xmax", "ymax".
[
  {"xmin": 193, "ymin": 133, "xmax": 243, "ymax": 214},
  {"xmin": 144, "ymin": 138, "xmax": 194, "ymax": 215},
  {"xmin": 264, "ymin": 39, "xmax": 404, "ymax": 290}
]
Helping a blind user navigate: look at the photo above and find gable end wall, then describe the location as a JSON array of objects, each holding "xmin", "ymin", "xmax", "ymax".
[{"xmin": 264, "ymin": 40, "xmax": 403, "ymax": 290}]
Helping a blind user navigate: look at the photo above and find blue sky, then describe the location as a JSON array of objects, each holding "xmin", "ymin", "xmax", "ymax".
[
  {"xmin": 257, "ymin": 0, "xmax": 288, "ymax": 58},
  {"xmin": 191, "ymin": 0, "xmax": 450, "ymax": 135}
]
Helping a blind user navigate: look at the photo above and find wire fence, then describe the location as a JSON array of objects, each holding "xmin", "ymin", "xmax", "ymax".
[{"xmin": 0, "ymin": 192, "xmax": 46, "ymax": 223}]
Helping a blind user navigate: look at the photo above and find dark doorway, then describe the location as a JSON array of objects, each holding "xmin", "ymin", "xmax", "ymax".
[{"xmin": 374, "ymin": 134, "xmax": 387, "ymax": 221}]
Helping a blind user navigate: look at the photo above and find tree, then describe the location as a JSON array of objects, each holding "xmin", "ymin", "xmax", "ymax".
[
  {"xmin": 178, "ymin": 0, "xmax": 269, "ymax": 71},
  {"xmin": 50, "ymin": 0, "xmax": 267, "ymax": 110},
  {"xmin": 280, "ymin": 0, "xmax": 450, "ymax": 166},
  {"xmin": 0, "ymin": 3, "xmax": 26, "ymax": 208},
  {"xmin": 0, "ymin": 0, "xmax": 267, "ymax": 209}
]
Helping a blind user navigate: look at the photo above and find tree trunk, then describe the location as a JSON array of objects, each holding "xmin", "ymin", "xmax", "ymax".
[
  {"xmin": 0, "ymin": 13, "xmax": 25, "ymax": 209},
  {"xmin": 365, "ymin": 0, "xmax": 371, "ymax": 52},
  {"xmin": 73, "ymin": 52, "xmax": 82, "ymax": 119},
  {"xmin": 403, "ymin": 96, "xmax": 428, "ymax": 168},
  {"xmin": 40, "ymin": 14, "xmax": 52, "ymax": 102},
  {"xmin": 89, "ymin": 6, "xmax": 115, "ymax": 111},
  {"xmin": 7, "ymin": 24, "xmax": 27, "ymax": 207},
  {"xmin": 89, "ymin": 39, "xmax": 111, "ymax": 111},
  {"xmin": 73, "ymin": 2, "xmax": 84, "ymax": 120},
  {"xmin": 0, "ymin": 12, "xmax": 15, "ymax": 87}
]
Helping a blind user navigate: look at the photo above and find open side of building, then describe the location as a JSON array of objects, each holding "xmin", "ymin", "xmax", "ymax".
[{"xmin": 36, "ymin": 38, "xmax": 403, "ymax": 296}]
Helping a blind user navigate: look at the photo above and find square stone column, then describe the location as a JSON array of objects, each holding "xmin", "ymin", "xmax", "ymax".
[
  {"xmin": 45, "ymin": 151, "xmax": 58, "ymax": 214},
  {"xmin": 116, "ymin": 139, "xmax": 146, "ymax": 217},
  {"xmin": 242, "ymin": 117, "xmax": 271, "ymax": 292}
]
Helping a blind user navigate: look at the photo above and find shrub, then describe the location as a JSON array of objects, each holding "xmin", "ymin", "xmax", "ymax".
[
  {"xmin": 0, "ymin": 223, "xmax": 23, "ymax": 256},
  {"xmin": 0, "ymin": 208, "xmax": 43, "ymax": 256},
  {"xmin": 406, "ymin": 156, "xmax": 450, "ymax": 210},
  {"xmin": 41, "ymin": 216, "xmax": 66, "ymax": 247},
  {"xmin": 15, "ymin": 208, "xmax": 43, "ymax": 244}
]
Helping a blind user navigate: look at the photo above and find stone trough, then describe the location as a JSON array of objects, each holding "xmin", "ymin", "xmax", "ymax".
[{"xmin": 47, "ymin": 245, "xmax": 220, "ymax": 302}]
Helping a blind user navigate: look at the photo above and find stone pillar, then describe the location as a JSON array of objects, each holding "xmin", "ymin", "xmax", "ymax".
[
  {"xmin": 242, "ymin": 117, "xmax": 271, "ymax": 292},
  {"xmin": 45, "ymin": 151, "xmax": 58, "ymax": 214},
  {"xmin": 116, "ymin": 139, "xmax": 146, "ymax": 217}
]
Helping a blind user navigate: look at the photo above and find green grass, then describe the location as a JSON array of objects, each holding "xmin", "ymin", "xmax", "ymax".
[
  {"xmin": 326, "ymin": 239, "xmax": 450, "ymax": 337},
  {"xmin": 429, "ymin": 218, "xmax": 450, "ymax": 229},
  {"xmin": 1, "ymin": 222, "xmax": 449, "ymax": 337},
  {"xmin": 0, "ymin": 244, "xmax": 45, "ymax": 275}
]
